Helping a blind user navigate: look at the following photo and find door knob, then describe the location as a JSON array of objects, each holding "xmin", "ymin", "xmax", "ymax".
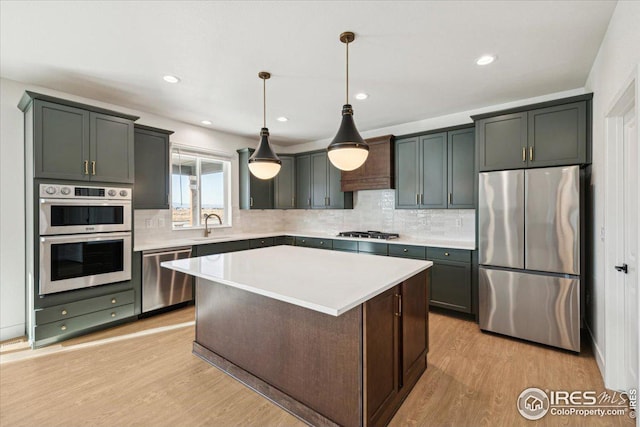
[{"xmin": 614, "ymin": 264, "xmax": 628, "ymax": 274}]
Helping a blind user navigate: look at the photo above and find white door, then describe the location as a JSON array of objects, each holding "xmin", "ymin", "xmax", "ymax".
[{"xmin": 622, "ymin": 106, "xmax": 638, "ymax": 394}]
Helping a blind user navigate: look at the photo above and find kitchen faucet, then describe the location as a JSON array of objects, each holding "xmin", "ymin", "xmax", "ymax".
[{"xmin": 204, "ymin": 213, "xmax": 222, "ymax": 237}]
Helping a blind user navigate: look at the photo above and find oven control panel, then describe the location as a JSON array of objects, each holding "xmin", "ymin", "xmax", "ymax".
[{"xmin": 39, "ymin": 184, "xmax": 131, "ymax": 200}]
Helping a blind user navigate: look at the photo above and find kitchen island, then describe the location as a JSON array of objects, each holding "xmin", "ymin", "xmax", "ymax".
[{"xmin": 162, "ymin": 245, "xmax": 432, "ymax": 427}]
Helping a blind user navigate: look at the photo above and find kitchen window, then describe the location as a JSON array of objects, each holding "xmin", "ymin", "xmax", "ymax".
[{"xmin": 171, "ymin": 147, "xmax": 232, "ymax": 229}]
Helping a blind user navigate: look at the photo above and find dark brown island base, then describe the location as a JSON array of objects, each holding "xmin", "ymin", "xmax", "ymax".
[{"xmin": 193, "ymin": 273, "xmax": 428, "ymax": 426}]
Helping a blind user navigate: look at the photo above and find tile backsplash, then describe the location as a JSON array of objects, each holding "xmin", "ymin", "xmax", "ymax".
[{"xmin": 134, "ymin": 190, "xmax": 475, "ymax": 246}]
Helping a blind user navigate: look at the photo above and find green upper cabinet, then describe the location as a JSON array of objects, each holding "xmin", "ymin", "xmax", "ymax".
[
  {"xmin": 527, "ymin": 102, "xmax": 587, "ymax": 168},
  {"xmin": 274, "ymin": 155, "xmax": 296, "ymax": 209},
  {"xmin": 34, "ymin": 101, "xmax": 90, "ymax": 181},
  {"xmin": 299, "ymin": 151, "xmax": 353, "ymax": 209},
  {"xmin": 447, "ymin": 128, "xmax": 475, "ymax": 208},
  {"xmin": 396, "ymin": 127, "xmax": 475, "ymax": 209},
  {"xmin": 90, "ymin": 113, "xmax": 135, "ymax": 183},
  {"xmin": 476, "ymin": 112, "xmax": 527, "ymax": 171},
  {"xmin": 237, "ymin": 148, "xmax": 274, "ymax": 209},
  {"xmin": 474, "ymin": 96, "xmax": 591, "ymax": 171},
  {"xmin": 19, "ymin": 92, "xmax": 138, "ymax": 183},
  {"xmin": 134, "ymin": 125, "xmax": 172, "ymax": 209},
  {"xmin": 295, "ymin": 154, "xmax": 312, "ymax": 208}
]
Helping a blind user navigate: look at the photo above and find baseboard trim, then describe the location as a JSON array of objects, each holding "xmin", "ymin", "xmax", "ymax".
[
  {"xmin": 0, "ymin": 324, "xmax": 25, "ymax": 342},
  {"xmin": 585, "ymin": 323, "xmax": 605, "ymax": 382}
]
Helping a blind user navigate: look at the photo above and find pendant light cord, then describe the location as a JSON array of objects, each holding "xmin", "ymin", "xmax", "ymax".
[
  {"xmin": 263, "ymin": 76, "xmax": 266, "ymax": 128},
  {"xmin": 345, "ymin": 39, "xmax": 349, "ymax": 104}
]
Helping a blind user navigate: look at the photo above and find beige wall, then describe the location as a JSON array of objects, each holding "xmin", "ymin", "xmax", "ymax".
[{"xmin": 584, "ymin": 0, "xmax": 640, "ymax": 381}]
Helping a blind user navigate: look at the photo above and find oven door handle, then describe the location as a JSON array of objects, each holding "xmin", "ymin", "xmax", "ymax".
[
  {"xmin": 40, "ymin": 231, "xmax": 132, "ymax": 243},
  {"xmin": 40, "ymin": 198, "xmax": 132, "ymax": 207}
]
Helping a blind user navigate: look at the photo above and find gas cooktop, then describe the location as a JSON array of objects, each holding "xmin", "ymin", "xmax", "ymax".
[{"xmin": 337, "ymin": 231, "xmax": 400, "ymax": 240}]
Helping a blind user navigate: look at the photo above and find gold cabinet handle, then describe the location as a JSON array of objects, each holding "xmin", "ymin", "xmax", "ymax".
[
  {"xmin": 394, "ymin": 294, "xmax": 401, "ymax": 316},
  {"xmin": 448, "ymin": 192, "xmax": 452, "ymax": 205},
  {"xmin": 292, "ymin": 197, "xmax": 295, "ymax": 207},
  {"xmin": 61, "ymin": 325, "xmax": 67, "ymax": 331},
  {"xmin": 445, "ymin": 252, "xmax": 450, "ymax": 256},
  {"xmin": 421, "ymin": 194, "xmax": 424, "ymax": 205},
  {"xmin": 529, "ymin": 146, "xmax": 534, "ymax": 161},
  {"xmin": 522, "ymin": 147, "xmax": 526, "ymax": 162},
  {"xmin": 111, "ymin": 312, "xmax": 116, "ymax": 318},
  {"xmin": 111, "ymin": 298, "xmax": 117, "ymax": 304},
  {"xmin": 320, "ymin": 241, "xmax": 324, "ymax": 245},
  {"xmin": 84, "ymin": 160, "xmax": 89, "ymax": 175},
  {"xmin": 403, "ymin": 248, "xmax": 408, "ymax": 252},
  {"xmin": 261, "ymin": 240, "xmax": 265, "ymax": 244},
  {"xmin": 307, "ymin": 197, "xmax": 311, "ymax": 207},
  {"xmin": 416, "ymin": 193, "xmax": 420, "ymax": 205},
  {"xmin": 61, "ymin": 309, "xmax": 68, "ymax": 316},
  {"xmin": 91, "ymin": 161, "xmax": 96, "ymax": 175},
  {"xmin": 250, "ymin": 197, "xmax": 254, "ymax": 207}
]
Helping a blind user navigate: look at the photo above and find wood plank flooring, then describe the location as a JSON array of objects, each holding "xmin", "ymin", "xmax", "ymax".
[{"xmin": 0, "ymin": 307, "xmax": 633, "ymax": 427}]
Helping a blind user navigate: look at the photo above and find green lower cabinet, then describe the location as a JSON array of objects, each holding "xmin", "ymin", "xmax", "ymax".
[
  {"xmin": 275, "ymin": 235, "xmax": 295, "ymax": 246},
  {"xmin": 429, "ymin": 260, "xmax": 472, "ymax": 313},
  {"xmin": 249, "ymin": 237, "xmax": 275, "ymax": 248},
  {"xmin": 294, "ymin": 236, "xmax": 333, "ymax": 249},
  {"xmin": 195, "ymin": 240, "xmax": 251, "ymax": 256},
  {"xmin": 332, "ymin": 239, "xmax": 358, "ymax": 253},
  {"xmin": 357, "ymin": 241, "xmax": 388, "ymax": 256}
]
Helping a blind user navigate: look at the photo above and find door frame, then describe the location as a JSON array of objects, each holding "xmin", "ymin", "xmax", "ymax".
[{"xmin": 603, "ymin": 66, "xmax": 639, "ymax": 391}]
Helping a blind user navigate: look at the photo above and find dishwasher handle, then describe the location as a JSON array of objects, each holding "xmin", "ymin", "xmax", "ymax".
[{"xmin": 142, "ymin": 247, "xmax": 192, "ymax": 258}]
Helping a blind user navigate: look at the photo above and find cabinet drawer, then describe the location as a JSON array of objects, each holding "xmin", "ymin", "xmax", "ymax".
[
  {"xmin": 388, "ymin": 244, "xmax": 426, "ymax": 260},
  {"xmin": 426, "ymin": 247, "xmax": 470, "ymax": 263},
  {"xmin": 250, "ymin": 237, "xmax": 275, "ymax": 248},
  {"xmin": 333, "ymin": 239, "xmax": 358, "ymax": 252},
  {"xmin": 36, "ymin": 290, "xmax": 134, "ymax": 325},
  {"xmin": 294, "ymin": 237, "xmax": 333, "ymax": 249},
  {"xmin": 274, "ymin": 236, "xmax": 295, "ymax": 246},
  {"xmin": 358, "ymin": 241, "xmax": 388, "ymax": 255},
  {"xmin": 35, "ymin": 303, "xmax": 135, "ymax": 341},
  {"xmin": 196, "ymin": 240, "xmax": 251, "ymax": 256}
]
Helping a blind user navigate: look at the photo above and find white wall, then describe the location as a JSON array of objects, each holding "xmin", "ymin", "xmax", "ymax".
[
  {"xmin": 584, "ymin": 0, "xmax": 640, "ymax": 382},
  {"xmin": 0, "ymin": 77, "xmax": 262, "ymax": 341}
]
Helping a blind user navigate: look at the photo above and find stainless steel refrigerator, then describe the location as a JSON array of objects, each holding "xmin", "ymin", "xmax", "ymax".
[{"xmin": 478, "ymin": 165, "xmax": 582, "ymax": 352}]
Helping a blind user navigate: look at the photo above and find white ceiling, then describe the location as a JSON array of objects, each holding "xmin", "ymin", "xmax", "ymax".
[{"xmin": 0, "ymin": 1, "xmax": 615, "ymax": 146}]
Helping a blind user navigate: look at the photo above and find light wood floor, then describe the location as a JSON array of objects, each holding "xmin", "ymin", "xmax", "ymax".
[{"xmin": 0, "ymin": 307, "xmax": 633, "ymax": 427}]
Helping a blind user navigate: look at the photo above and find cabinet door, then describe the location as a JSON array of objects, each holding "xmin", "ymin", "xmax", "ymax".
[
  {"xmin": 420, "ymin": 133, "xmax": 447, "ymax": 208},
  {"xmin": 34, "ymin": 100, "xmax": 90, "ymax": 181},
  {"xmin": 477, "ymin": 112, "xmax": 527, "ymax": 171},
  {"xmin": 310, "ymin": 152, "xmax": 328, "ymax": 208},
  {"xmin": 365, "ymin": 286, "xmax": 400, "ymax": 427},
  {"xmin": 90, "ymin": 113, "xmax": 134, "ymax": 183},
  {"xmin": 528, "ymin": 101, "xmax": 587, "ymax": 167},
  {"xmin": 326, "ymin": 160, "xmax": 344, "ymax": 209},
  {"xmin": 430, "ymin": 260, "xmax": 471, "ymax": 313},
  {"xmin": 249, "ymin": 172, "xmax": 273, "ymax": 209},
  {"xmin": 274, "ymin": 156, "xmax": 295, "ymax": 209},
  {"xmin": 395, "ymin": 137, "xmax": 420, "ymax": 208},
  {"xmin": 134, "ymin": 128, "xmax": 169, "ymax": 209},
  {"xmin": 402, "ymin": 270, "xmax": 428, "ymax": 385},
  {"xmin": 295, "ymin": 154, "xmax": 311, "ymax": 208},
  {"xmin": 448, "ymin": 128, "xmax": 475, "ymax": 208}
]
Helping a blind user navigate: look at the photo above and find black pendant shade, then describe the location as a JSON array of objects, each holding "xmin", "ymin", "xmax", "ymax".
[
  {"xmin": 328, "ymin": 104, "xmax": 368, "ymax": 150},
  {"xmin": 248, "ymin": 72, "xmax": 281, "ymax": 180}
]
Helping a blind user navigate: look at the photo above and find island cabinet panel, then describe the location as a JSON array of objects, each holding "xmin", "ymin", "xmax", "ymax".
[{"xmin": 195, "ymin": 280, "xmax": 362, "ymax": 427}]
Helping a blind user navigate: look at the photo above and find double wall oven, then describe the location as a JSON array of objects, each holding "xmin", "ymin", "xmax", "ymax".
[{"xmin": 38, "ymin": 184, "xmax": 132, "ymax": 295}]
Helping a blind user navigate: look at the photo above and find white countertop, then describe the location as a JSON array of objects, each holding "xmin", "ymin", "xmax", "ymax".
[
  {"xmin": 135, "ymin": 230, "xmax": 475, "ymax": 252},
  {"xmin": 161, "ymin": 245, "xmax": 432, "ymax": 316}
]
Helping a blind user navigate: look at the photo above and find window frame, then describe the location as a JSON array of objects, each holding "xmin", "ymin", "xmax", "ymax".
[{"xmin": 170, "ymin": 145, "xmax": 232, "ymax": 230}]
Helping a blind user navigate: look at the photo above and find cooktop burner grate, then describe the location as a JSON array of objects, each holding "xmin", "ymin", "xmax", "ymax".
[{"xmin": 337, "ymin": 231, "xmax": 400, "ymax": 240}]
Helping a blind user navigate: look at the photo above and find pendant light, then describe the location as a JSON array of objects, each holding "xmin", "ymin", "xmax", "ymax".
[
  {"xmin": 327, "ymin": 31, "xmax": 369, "ymax": 171},
  {"xmin": 248, "ymin": 71, "xmax": 282, "ymax": 180}
]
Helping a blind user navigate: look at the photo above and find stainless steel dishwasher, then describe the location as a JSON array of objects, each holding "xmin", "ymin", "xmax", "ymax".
[{"xmin": 142, "ymin": 247, "xmax": 193, "ymax": 313}]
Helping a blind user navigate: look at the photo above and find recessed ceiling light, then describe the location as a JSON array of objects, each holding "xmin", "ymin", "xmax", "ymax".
[
  {"xmin": 163, "ymin": 75, "xmax": 181, "ymax": 83},
  {"xmin": 201, "ymin": 120, "xmax": 212, "ymax": 125},
  {"xmin": 355, "ymin": 93, "xmax": 369, "ymax": 100},
  {"xmin": 476, "ymin": 55, "xmax": 496, "ymax": 66},
  {"xmin": 276, "ymin": 117, "xmax": 289, "ymax": 122}
]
